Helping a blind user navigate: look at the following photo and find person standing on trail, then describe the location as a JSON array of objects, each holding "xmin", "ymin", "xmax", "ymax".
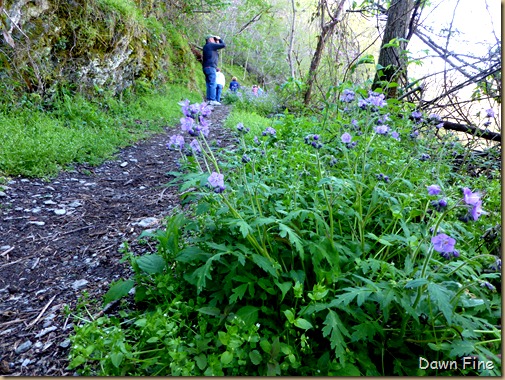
[
  {"xmin": 215, "ymin": 68, "xmax": 225, "ymax": 103},
  {"xmin": 202, "ymin": 35, "xmax": 225, "ymax": 106}
]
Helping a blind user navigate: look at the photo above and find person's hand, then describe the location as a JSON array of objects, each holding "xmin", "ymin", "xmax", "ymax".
[{"xmin": 214, "ymin": 36, "xmax": 221, "ymax": 40}]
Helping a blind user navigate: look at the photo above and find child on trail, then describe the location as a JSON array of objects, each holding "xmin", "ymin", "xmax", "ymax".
[
  {"xmin": 215, "ymin": 68, "xmax": 225, "ymax": 103},
  {"xmin": 252, "ymin": 85, "xmax": 258, "ymax": 96},
  {"xmin": 202, "ymin": 35, "xmax": 225, "ymax": 105},
  {"xmin": 229, "ymin": 77, "xmax": 240, "ymax": 93}
]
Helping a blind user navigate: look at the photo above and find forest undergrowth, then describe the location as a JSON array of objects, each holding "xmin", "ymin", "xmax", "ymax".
[{"xmin": 66, "ymin": 84, "xmax": 501, "ymax": 376}]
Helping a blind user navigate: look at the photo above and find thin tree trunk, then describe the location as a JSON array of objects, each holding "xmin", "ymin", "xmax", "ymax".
[
  {"xmin": 287, "ymin": 0, "xmax": 296, "ymax": 78},
  {"xmin": 303, "ymin": 0, "xmax": 346, "ymax": 105}
]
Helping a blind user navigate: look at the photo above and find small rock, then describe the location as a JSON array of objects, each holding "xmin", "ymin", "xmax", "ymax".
[
  {"xmin": 43, "ymin": 200, "xmax": 57, "ymax": 205},
  {"xmin": 21, "ymin": 358, "xmax": 31, "ymax": 367},
  {"xmin": 46, "ymin": 186, "xmax": 56, "ymax": 191},
  {"xmin": 135, "ymin": 217, "xmax": 158, "ymax": 228},
  {"xmin": 139, "ymin": 186, "xmax": 146, "ymax": 190},
  {"xmin": 59, "ymin": 339, "xmax": 71, "ymax": 349},
  {"xmin": 71, "ymin": 279, "xmax": 89, "ymax": 290},
  {"xmin": 129, "ymin": 158, "xmax": 138, "ymax": 163},
  {"xmin": 0, "ymin": 191, "xmax": 7, "ymax": 197},
  {"xmin": 35, "ymin": 326, "xmax": 58, "ymax": 338},
  {"xmin": 68, "ymin": 201, "xmax": 82, "ymax": 208},
  {"xmin": 20, "ymin": 179, "xmax": 29, "ymax": 183},
  {"xmin": 54, "ymin": 209, "xmax": 66, "ymax": 215},
  {"xmin": 31, "ymin": 207, "xmax": 42, "ymax": 214},
  {"xmin": 120, "ymin": 161, "xmax": 128, "ymax": 167},
  {"xmin": 15, "ymin": 340, "xmax": 32, "ymax": 354},
  {"xmin": 29, "ymin": 221, "xmax": 45, "ymax": 226},
  {"xmin": 64, "ymin": 323, "xmax": 74, "ymax": 331},
  {"xmin": 34, "ymin": 342, "xmax": 43, "ymax": 349},
  {"xmin": 0, "ymin": 245, "xmax": 11, "ymax": 251}
]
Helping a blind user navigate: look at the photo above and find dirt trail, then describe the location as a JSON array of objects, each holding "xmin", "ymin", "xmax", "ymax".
[{"xmin": 0, "ymin": 104, "xmax": 232, "ymax": 376}]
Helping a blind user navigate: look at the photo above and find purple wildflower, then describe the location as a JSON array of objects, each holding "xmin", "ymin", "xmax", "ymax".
[
  {"xmin": 242, "ymin": 154, "xmax": 251, "ymax": 163},
  {"xmin": 411, "ymin": 110, "xmax": 423, "ymax": 121},
  {"xmin": 428, "ymin": 114, "xmax": 441, "ymax": 123},
  {"xmin": 236, "ymin": 123, "xmax": 244, "ymax": 132},
  {"xmin": 420, "ymin": 153, "xmax": 430, "ymax": 161},
  {"xmin": 208, "ymin": 172, "xmax": 225, "ymax": 193},
  {"xmin": 481, "ymin": 281, "xmax": 496, "ymax": 291},
  {"xmin": 438, "ymin": 199, "xmax": 448, "ymax": 208},
  {"xmin": 427, "ymin": 185, "xmax": 441, "ymax": 196},
  {"xmin": 341, "ymin": 133, "xmax": 352, "ymax": 143},
  {"xmin": 180, "ymin": 117, "xmax": 195, "ymax": 133},
  {"xmin": 167, "ymin": 135, "xmax": 185, "ymax": 150},
  {"xmin": 262, "ymin": 127, "xmax": 276, "ymax": 136},
  {"xmin": 367, "ymin": 92, "xmax": 387, "ymax": 108},
  {"xmin": 189, "ymin": 139, "xmax": 201, "ymax": 153},
  {"xmin": 329, "ymin": 157, "xmax": 338, "ymax": 166},
  {"xmin": 431, "ymin": 233, "xmax": 456, "ymax": 254},
  {"xmin": 340, "ymin": 89, "xmax": 355, "ymax": 103},
  {"xmin": 178, "ymin": 99, "xmax": 191, "ymax": 117},
  {"xmin": 313, "ymin": 134, "xmax": 320, "ymax": 140},
  {"xmin": 378, "ymin": 114, "xmax": 390, "ymax": 124},
  {"xmin": 462, "ymin": 187, "xmax": 481, "ymax": 206},
  {"xmin": 485, "ymin": 108, "xmax": 495, "ymax": 118},
  {"xmin": 470, "ymin": 201, "xmax": 484, "ymax": 221},
  {"xmin": 436, "ymin": 122, "xmax": 444, "ymax": 129},
  {"xmin": 358, "ymin": 99, "xmax": 368, "ymax": 109},
  {"xmin": 483, "ymin": 120, "xmax": 491, "ymax": 127},
  {"xmin": 410, "ymin": 130, "xmax": 419, "ymax": 139},
  {"xmin": 374, "ymin": 125, "xmax": 390, "ymax": 135},
  {"xmin": 490, "ymin": 258, "xmax": 501, "ymax": 272},
  {"xmin": 351, "ymin": 119, "xmax": 359, "ymax": 128},
  {"xmin": 391, "ymin": 131, "xmax": 401, "ymax": 141}
]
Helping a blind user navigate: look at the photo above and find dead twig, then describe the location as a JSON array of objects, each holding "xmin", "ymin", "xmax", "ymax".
[{"xmin": 28, "ymin": 294, "xmax": 57, "ymax": 328}]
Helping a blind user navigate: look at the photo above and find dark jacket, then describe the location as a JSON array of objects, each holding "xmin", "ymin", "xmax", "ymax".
[
  {"xmin": 229, "ymin": 80, "xmax": 240, "ymax": 92},
  {"xmin": 202, "ymin": 39, "xmax": 226, "ymax": 68}
]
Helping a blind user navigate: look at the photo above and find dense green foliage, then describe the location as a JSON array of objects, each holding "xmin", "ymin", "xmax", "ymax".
[
  {"xmin": 0, "ymin": 84, "xmax": 200, "ymax": 177},
  {"xmin": 68, "ymin": 87, "xmax": 501, "ymax": 376}
]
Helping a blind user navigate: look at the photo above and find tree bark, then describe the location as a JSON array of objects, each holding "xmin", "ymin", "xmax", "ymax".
[{"xmin": 372, "ymin": 0, "xmax": 418, "ymax": 98}]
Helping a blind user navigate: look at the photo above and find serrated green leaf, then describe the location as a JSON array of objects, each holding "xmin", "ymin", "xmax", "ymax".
[
  {"xmin": 278, "ymin": 223, "xmax": 304, "ymax": 259},
  {"xmin": 230, "ymin": 283, "xmax": 248, "ymax": 304},
  {"xmin": 428, "ymin": 282, "xmax": 454, "ymax": 324},
  {"xmin": 405, "ymin": 278, "xmax": 429, "ymax": 289},
  {"xmin": 249, "ymin": 350, "xmax": 262, "ymax": 365},
  {"xmin": 102, "ymin": 279, "xmax": 134, "ymax": 306},
  {"xmin": 294, "ymin": 318, "xmax": 313, "ymax": 330},
  {"xmin": 136, "ymin": 254, "xmax": 165, "ymax": 275},
  {"xmin": 322, "ymin": 310, "xmax": 350, "ymax": 360},
  {"xmin": 175, "ymin": 246, "xmax": 210, "ymax": 263},
  {"xmin": 251, "ymin": 254, "xmax": 278, "ymax": 278},
  {"xmin": 449, "ymin": 340, "xmax": 476, "ymax": 357},
  {"xmin": 236, "ymin": 305, "xmax": 259, "ymax": 327}
]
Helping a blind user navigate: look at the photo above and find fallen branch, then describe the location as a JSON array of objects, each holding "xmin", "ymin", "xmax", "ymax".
[{"xmin": 442, "ymin": 121, "xmax": 501, "ymax": 143}]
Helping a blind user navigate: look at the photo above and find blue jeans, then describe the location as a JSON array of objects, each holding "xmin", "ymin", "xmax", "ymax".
[
  {"xmin": 216, "ymin": 84, "xmax": 223, "ymax": 102},
  {"xmin": 203, "ymin": 67, "xmax": 217, "ymax": 101}
]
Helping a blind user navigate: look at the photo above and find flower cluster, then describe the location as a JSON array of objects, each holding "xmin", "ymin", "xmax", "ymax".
[
  {"xmin": 236, "ymin": 123, "xmax": 250, "ymax": 134},
  {"xmin": 167, "ymin": 134, "xmax": 185, "ymax": 150},
  {"xmin": 375, "ymin": 173, "xmax": 390, "ymax": 183},
  {"xmin": 419, "ymin": 153, "xmax": 430, "ymax": 161},
  {"xmin": 304, "ymin": 134, "xmax": 323, "ymax": 149},
  {"xmin": 428, "ymin": 113, "xmax": 444, "ymax": 129},
  {"xmin": 208, "ymin": 172, "xmax": 225, "ymax": 193},
  {"xmin": 462, "ymin": 187, "xmax": 485, "ymax": 221},
  {"xmin": 485, "ymin": 108, "xmax": 495, "ymax": 118},
  {"xmin": 262, "ymin": 127, "xmax": 276, "ymax": 136},
  {"xmin": 431, "ymin": 233, "xmax": 459, "ymax": 260},
  {"xmin": 411, "ymin": 110, "xmax": 423, "ymax": 123},
  {"xmin": 374, "ymin": 124, "xmax": 390, "ymax": 135},
  {"xmin": 359, "ymin": 91, "xmax": 387, "ymax": 110},
  {"xmin": 340, "ymin": 89, "xmax": 355, "ymax": 103}
]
